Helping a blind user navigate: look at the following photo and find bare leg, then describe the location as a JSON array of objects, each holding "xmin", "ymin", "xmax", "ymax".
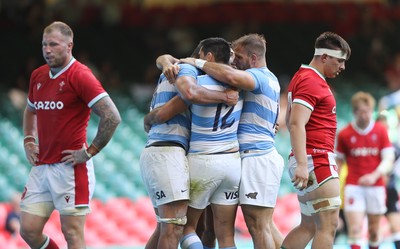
[
  {"xmin": 242, "ymin": 205, "xmax": 275, "ymax": 249},
  {"xmin": 271, "ymin": 219, "xmax": 283, "ymax": 248},
  {"xmin": 157, "ymin": 200, "xmax": 188, "ymax": 249},
  {"xmin": 367, "ymin": 214, "xmax": 382, "ymax": 245},
  {"xmin": 60, "ymin": 214, "xmax": 86, "ymax": 249},
  {"xmin": 345, "ymin": 211, "xmax": 364, "ymax": 247},
  {"xmin": 200, "ymin": 206, "xmax": 216, "ymax": 248},
  {"xmin": 311, "ymin": 208, "xmax": 339, "ymax": 249},
  {"xmin": 211, "ymin": 204, "xmax": 238, "ymax": 248},
  {"xmin": 282, "ymin": 214, "xmax": 315, "ymax": 249},
  {"xmin": 20, "ymin": 211, "xmax": 50, "ymax": 248}
]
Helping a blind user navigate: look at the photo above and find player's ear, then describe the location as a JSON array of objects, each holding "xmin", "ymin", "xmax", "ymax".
[
  {"xmin": 321, "ymin": 53, "xmax": 329, "ymax": 62},
  {"xmin": 251, "ymin": 53, "xmax": 257, "ymax": 62},
  {"xmin": 205, "ymin": 52, "xmax": 214, "ymax": 62},
  {"xmin": 68, "ymin": 42, "xmax": 74, "ymax": 52}
]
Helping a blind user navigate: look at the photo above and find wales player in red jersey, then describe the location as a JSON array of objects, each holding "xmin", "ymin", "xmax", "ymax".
[
  {"xmin": 21, "ymin": 21, "xmax": 121, "ymax": 249},
  {"xmin": 282, "ymin": 31, "xmax": 351, "ymax": 249}
]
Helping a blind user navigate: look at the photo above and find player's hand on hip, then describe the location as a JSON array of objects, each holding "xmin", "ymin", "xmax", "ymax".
[
  {"xmin": 61, "ymin": 144, "xmax": 90, "ymax": 166},
  {"xmin": 24, "ymin": 142, "xmax": 39, "ymax": 166}
]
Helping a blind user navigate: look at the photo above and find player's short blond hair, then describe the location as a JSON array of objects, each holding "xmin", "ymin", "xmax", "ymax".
[
  {"xmin": 44, "ymin": 21, "xmax": 74, "ymax": 42},
  {"xmin": 351, "ymin": 91, "xmax": 375, "ymax": 112},
  {"xmin": 232, "ymin": 33, "xmax": 266, "ymax": 58}
]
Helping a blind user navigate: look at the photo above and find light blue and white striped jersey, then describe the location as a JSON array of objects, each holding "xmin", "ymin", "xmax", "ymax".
[
  {"xmin": 146, "ymin": 64, "xmax": 201, "ymax": 151},
  {"xmin": 238, "ymin": 67, "xmax": 280, "ymax": 153},
  {"xmin": 189, "ymin": 75, "xmax": 244, "ymax": 154}
]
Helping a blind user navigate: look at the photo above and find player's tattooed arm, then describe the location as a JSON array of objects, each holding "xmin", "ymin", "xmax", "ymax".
[{"xmin": 91, "ymin": 96, "xmax": 121, "ymax": 151}]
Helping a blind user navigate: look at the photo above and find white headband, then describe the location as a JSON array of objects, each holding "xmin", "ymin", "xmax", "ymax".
[{"xmin": 314, "ymin": 48, "xmax": 347, "ymax": 60}]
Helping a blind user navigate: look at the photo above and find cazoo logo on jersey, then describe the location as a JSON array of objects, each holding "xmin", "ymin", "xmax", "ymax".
[{"xmin": 34, "ymin": 101, "xmax": 64, "ymax": 110}]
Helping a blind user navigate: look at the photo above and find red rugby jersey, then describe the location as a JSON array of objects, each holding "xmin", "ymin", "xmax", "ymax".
[
  {"xmin": 336, "ymin": 121, "xmax": 392, "ymax": 186},
  {"xmin": 287, "ymin": 65, "xmax": 337, "ymax": 154},
  {"xmin": 27, "ymin": 58, "xmax": 108, "ymax": 164}
]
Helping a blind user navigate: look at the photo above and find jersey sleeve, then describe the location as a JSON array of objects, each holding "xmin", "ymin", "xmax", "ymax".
[
  {"xmin": 291, "ymin": 76, "xmax": 321, "ymax": 111},
  {"xmin": 178, "ymin": 63, "xmax": 201, "ymax": 78},
  {"xmin": 71, "ymin": 66, "xmax": 108, "ymax": 107},
  {"xmin": 175, "ymin": 63, "xmax": 201, "ymax": 105},
  {"xmin": 244, "ymin": 68, "xmax": 259, "ymax": 91}
]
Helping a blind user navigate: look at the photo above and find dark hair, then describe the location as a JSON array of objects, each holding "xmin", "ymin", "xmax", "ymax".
[
  {"xmin": 197, "ymin": 37, "xmax": 231, "ymax": 64},
  {"xmin": 190, "ymin": 43, "xmax": 201, "ymax": 58},
  {"xmin": 315, "ymin": 32, "xmax": 351, "ymax": 60}
]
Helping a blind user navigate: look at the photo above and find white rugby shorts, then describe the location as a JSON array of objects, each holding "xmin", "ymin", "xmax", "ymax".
[
  {"xmin": 187, "ymin": 152, "xmax": 241, "ymax": 209},
  {"xmin": 140, "ymin": 146, "xmax": 189, "ymax": 207},
  {"xmin": 20, "ymin": 160, "xmax": 95, "ymax": 216},
  {"xmin": 344, "ymin": 184, "xmax": 387, "ymax": 214},
  {"xmin": 239, "ymin": 149, "xmax": 284, "ymax": 207}
]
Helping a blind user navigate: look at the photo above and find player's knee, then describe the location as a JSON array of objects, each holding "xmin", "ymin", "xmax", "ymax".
[
  {"xmin": 368, "ymin": 229, "xmax": 379, "ymax": 241},
  {"xmin": 61, "ymin": 224, "xmax": 82, "ymax": 244},
  {"xmin": 19, "ymin": 226, "xmax": 37, "ymax": 243},
  {"xmin": 247, "ymin": 219, "xmax": 271, "ymax": 235},
  {"xmin": 348, "ymin": 225, "xmax": 363, "ymax": 237}
]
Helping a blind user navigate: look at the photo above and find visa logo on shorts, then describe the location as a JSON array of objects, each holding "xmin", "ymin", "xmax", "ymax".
[
  {"xmin": 156, "ymin": 190, "xmax": 166, "ymax": 199},
  {"xmin": 34, "ymin": 101, "xmax": 64, "ymax": 110},
  {"xmin": 224, "ymin": 191, "xmax": 239, "ymax": 200}
]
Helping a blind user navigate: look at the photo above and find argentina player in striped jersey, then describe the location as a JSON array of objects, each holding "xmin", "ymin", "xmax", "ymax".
[
  {"xmin": 180, "ymin": 34, "xmax": 284, "ymax": 249},
  {"xmin": 145, "ymin": 38, "xmax": 243, "ymax": 249},
  {"xmin": 140, "ymin": 39, "xmax": 238, "ymax": 249}
]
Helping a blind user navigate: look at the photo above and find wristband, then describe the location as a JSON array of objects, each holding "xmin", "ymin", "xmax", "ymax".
[
  {"xmin": 24, "ymin": 141, "xmax": 36, "ymax": 146},
  {"xmin": 91, "ymin": 143, "xmax": 100, "ymax": 153},
  {"xmin": 84, "ymin": 149, "xmax": 93, "ymax": 159},
  {"xmin": 195, "ymin": 59, "xmax": 207, "ymax": 70},
  {"xmin": 24, "ymin": 135, "xmax": 36, "ymax": 141}
]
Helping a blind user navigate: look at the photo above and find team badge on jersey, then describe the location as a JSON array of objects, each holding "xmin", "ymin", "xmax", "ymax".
[{"xmin": 59, "ymin": 81, "xmax": 65, "ymax": 92}]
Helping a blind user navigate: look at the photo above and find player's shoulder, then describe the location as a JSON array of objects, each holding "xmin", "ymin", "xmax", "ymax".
[
  {"xmin": 31, "ymin": 64, "xmax": 49, "ymax": 76},
  {"xmin": 338, "ymin": 123, "xmax": 353, "ymax": 136},
  {"xmin": 179, "ymin": 63, "xmax": 196, "ymax": 70},
  {"xmin": 70, "ymin": 60, "xmax": 92, "ymax": 73},
  {"xmin": 197, "ymin": 74, "xmax": 220, "ymax": 84},
  {"xmin": 178, "ymin": 63, "xmax": 201, "ymax": 77},
  {"xmin": 68, "ymin": 60, "xmax": 96, "ymax": 80},
  {"xmin": 373, "ymin": 121, "xmax": 389, "ymax": 133},
  {"xmin": 297, "ymin": 65, "xmax": 324, "ymax": 82}
]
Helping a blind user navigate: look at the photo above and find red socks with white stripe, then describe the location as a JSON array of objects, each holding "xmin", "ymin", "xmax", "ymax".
[{"xmin": 39, "ymin": 236, "xmax": 59, "ymax": 249}]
